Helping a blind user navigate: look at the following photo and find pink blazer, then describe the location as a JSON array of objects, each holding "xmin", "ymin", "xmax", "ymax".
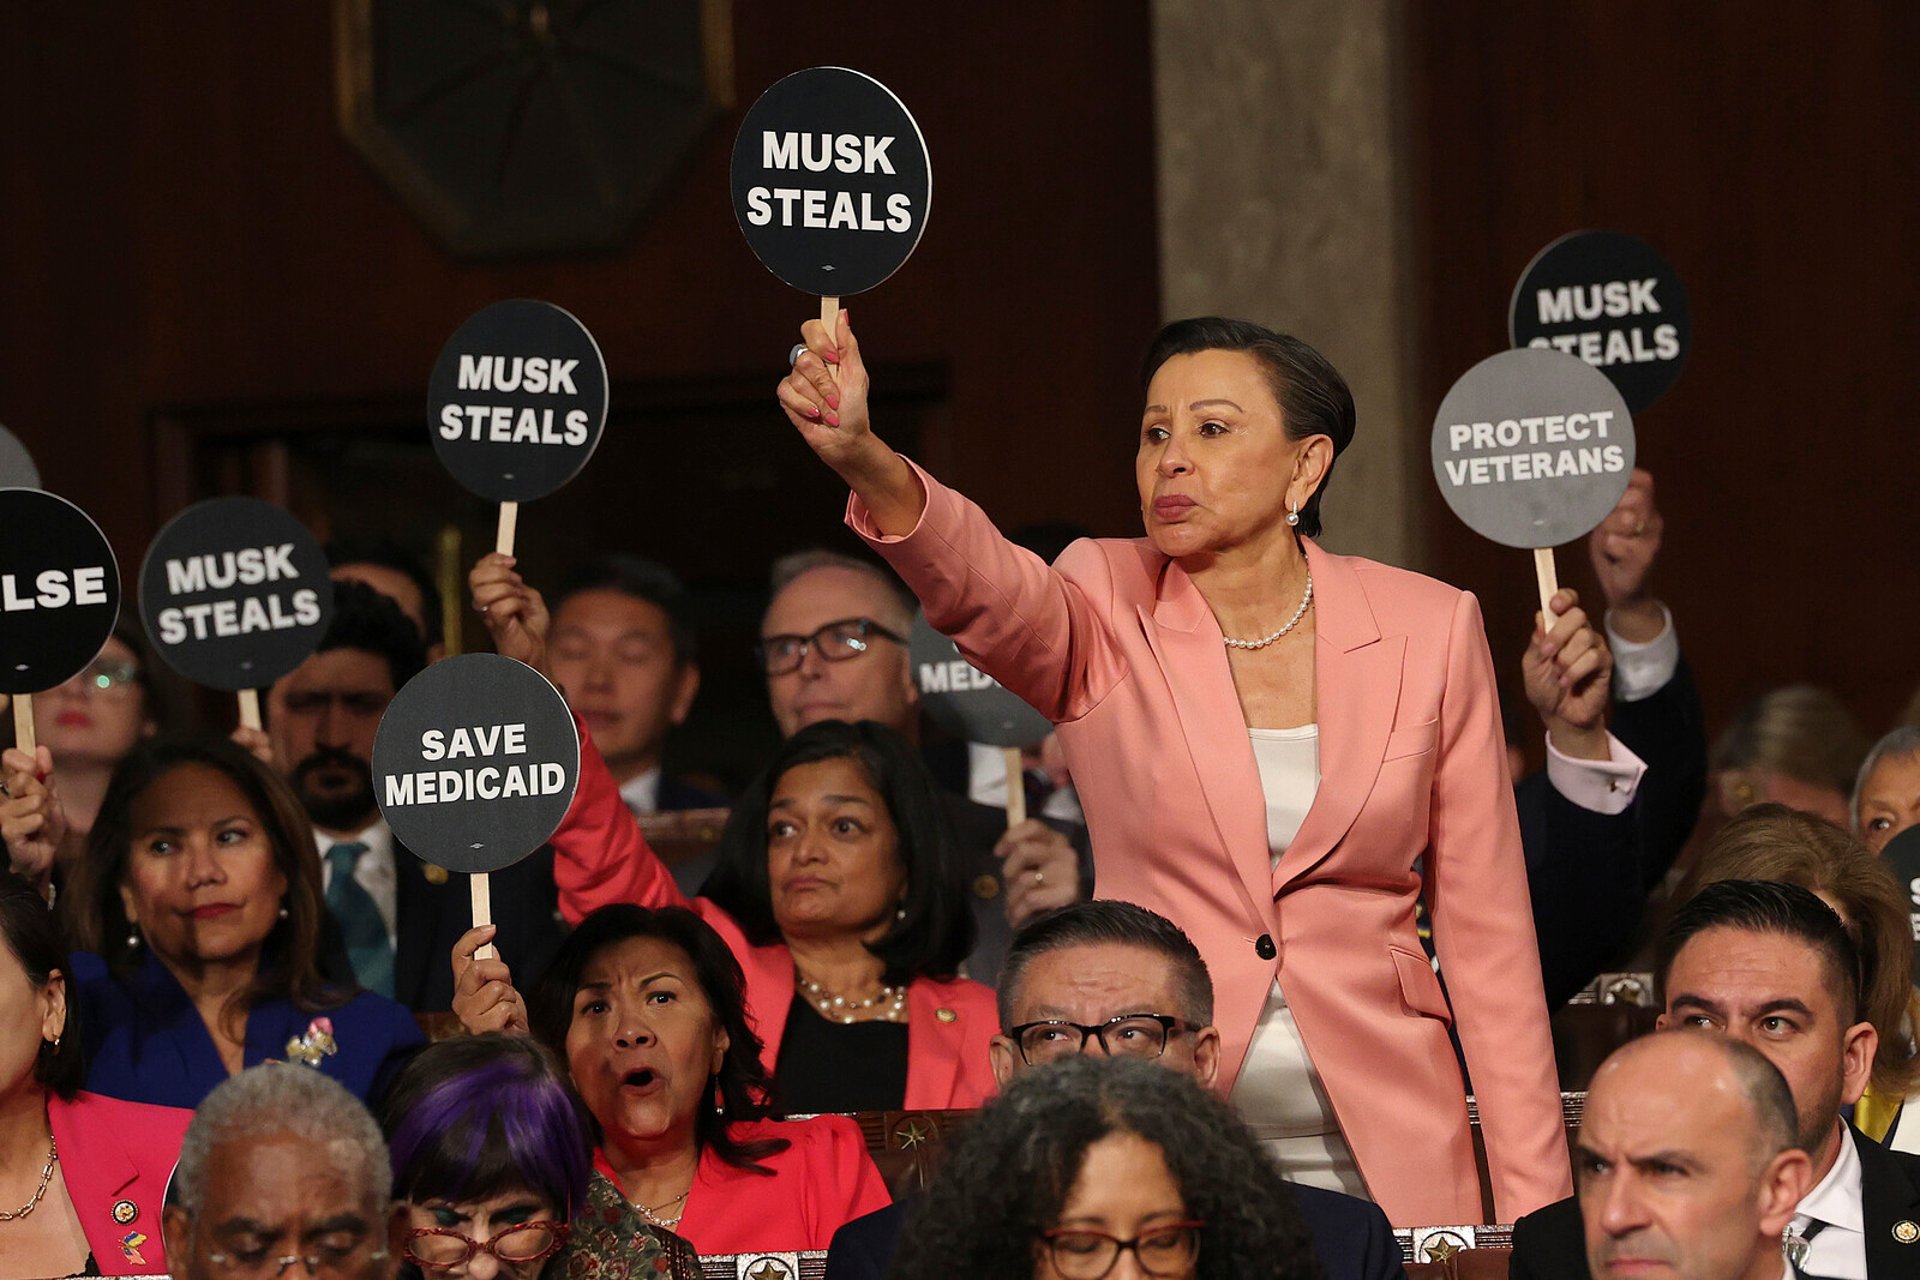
[
  {"xmin": 47, "ymin": 1089, "xmax": 192, "ymax": 1275},
  {"xmin": 552, "ymin": 722, "xmax": 1001, "ymax": 1111},
  {"xmin": 849, "ymin": 461, "xmax": 1571, "ymax": 1226}
]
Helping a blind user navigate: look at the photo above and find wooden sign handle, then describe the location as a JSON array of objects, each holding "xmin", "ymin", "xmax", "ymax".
[
  {"xmin": 820, "ymin": 295, "xmax": 841, "ymax": 384},
  {"xmin": 495, "ymin": 502, "xmax": 519, "ymax": 557},
  {"xmin": 11, "ymin": 694, "xmax": 33, "ymax": 756},
  {"xmin": 1003, "ymin": 745, "xmax": 1027, "ymax": 828},
  {"xmin": 237, "ymin": 688, "xmax": 261, "ymax": 732},
  {"xmin": 1533, "ymin": 546, "xmax": 1559, "ymax": 622},
  {"xmin": 471, "ymin": 872, "xmax": 496, "ymax": 961}
]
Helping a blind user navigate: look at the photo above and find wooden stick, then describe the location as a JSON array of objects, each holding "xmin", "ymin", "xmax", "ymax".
[
  {"xmin": 237, "ymin": 688, "xmax": 261, "ymax": 732},
  {"xmin": 1532, "ymin": 546, "xmax": 1559, "ymax": 622},
  {"xmin": 1003, "ymin": 745, "xmax": 1027, "ymax": 828},
  {"xmin": 820, "ymin": 295, "xmax": 841, "ymax": 386},
  {"xmin": 495, "ymin": 501, "xmax": 518, "ymax": 557},
  {"xmin": 471, "ymin": 873, "xmax": 496, "ymax": 961},
  {"xmin": 11, "ymin": 694, "xmax": 33, "ymax": 756}
]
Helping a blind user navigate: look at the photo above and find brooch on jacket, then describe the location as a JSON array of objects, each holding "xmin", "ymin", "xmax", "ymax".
[
  {"xmin": 285, "ymin": 1017, "xmax": 339, "ymax": 1067},
  {"xmin": 119, "ymin": 1230, "xmax": 149, "ymax": 1265}
]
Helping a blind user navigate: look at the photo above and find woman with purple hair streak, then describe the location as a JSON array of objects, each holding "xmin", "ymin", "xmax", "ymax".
[{"xmin": 380, "ymin": 1034, "xmax": 701, "ymax": 1279}]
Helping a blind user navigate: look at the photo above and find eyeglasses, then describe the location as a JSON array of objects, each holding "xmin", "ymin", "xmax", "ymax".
[
  {"xmin": 1009, "ymin": 1014, "xmax": 1193, "ymax": 1066},
  {"xmin": 1039, "ymin": 1222, "xmax": 1204, "ymax": 1279},
  {"xmin": 405, "ymin": 1221, "xmax": 570, "ymax": 1269},
  {"xmin": 206, "ymin": 1242, "xmax": 389, "ymax": 1277},
  {"xmin": 66, "ymin": 658, "xmax": 140, "ymax": 695},
  {"xmin": 754, "ymin": 617, "xmax": 906, "ymax": 676}
]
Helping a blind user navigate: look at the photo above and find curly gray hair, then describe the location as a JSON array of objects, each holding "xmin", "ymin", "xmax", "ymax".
[{"xmin": 172, "ymin": 1064, "xmax": 391, "ymax": 1215}]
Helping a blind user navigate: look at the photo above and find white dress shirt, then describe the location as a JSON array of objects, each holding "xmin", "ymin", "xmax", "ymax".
[
  {"xmin": 619, "ymin": 767, "xmax": 662, "ymax": 816},
  {"xmin": 314, "ymin": 820, "xmax": 399, "ymax": 951},
  {"xmin": 1789, "ymin": 1122, "xmax": 1867, "ymax": 1280},
  {"xmin": 1540, "ymin": 608, "xmax": 1681, "ymax": 814}
]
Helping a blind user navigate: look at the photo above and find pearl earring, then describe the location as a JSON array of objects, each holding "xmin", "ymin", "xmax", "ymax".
[
  {"xmin": 125, "ymin": 925, "xmax": 142, "ymax": 952},
  {"xmin": 1286, "ymin": 501, "xmax": 1301, "ymax": 528}
]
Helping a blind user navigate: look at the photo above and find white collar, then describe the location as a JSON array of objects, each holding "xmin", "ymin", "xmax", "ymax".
[
  {"xmin": 1794, "ymin": 1119, "xmax": 1864, "ymax": 1234},
  {"xmin": 315, "ymin": 820, "xmax": 393, "ymax": 864},
  {"xmin": 618, "ymin": 767, "xmax": 663, "ymax": 814}
]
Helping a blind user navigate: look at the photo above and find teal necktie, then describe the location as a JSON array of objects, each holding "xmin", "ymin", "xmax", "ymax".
[{"xmin": 325, "ymin": 842, "xmax": 394, "ymax": 999}]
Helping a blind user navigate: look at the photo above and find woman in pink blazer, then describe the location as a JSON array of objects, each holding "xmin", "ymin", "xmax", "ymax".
[{"xmin": 775, "ymin": 315, "xmax": 1571, "ymax": 1227}]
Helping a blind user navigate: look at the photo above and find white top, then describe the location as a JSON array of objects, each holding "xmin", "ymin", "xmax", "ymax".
[
  {"xmin": 1788, "ymin": 1121, "xmax": 1866, "ymax": 1279},
  {"xmin": 314, "ymin": 820, "xmax": 398, "ymax": 950},
  {"xmin": 619, "ymin": 767, "xmax": 663, "ymax": 815},
  {"xmin": 1247, "ymin": 725, "xmax": 1320, "ymax": 864}
]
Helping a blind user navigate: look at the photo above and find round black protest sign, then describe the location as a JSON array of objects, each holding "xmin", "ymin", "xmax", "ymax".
[
  {"xmin": 909, "ymin": 611, "xmax": 1050, "ymax": 748},
  {"xmin": 1882, "ymin": 827, "xmax": 1920, "ymax": 985},
  {"xmin": 0, "ymin": 426, "xmax": 39, "ymax": 489},
  {"xmin": 730, "ymin": 67, "xmax": 931, "ymax": 297},
  {"xmin": 372, "ymin": 654, "xmax": 580, "ymax": 874},
  {"xmin": 1431, "ymin": 348, "xmax": 1637, "ymax": 550},
  {"xmin": 427, "ymin": 300, "xmax": 609, "ymax": 503},
  {"xmin": 137, "ymin": 497, "xmax": 334, "ymax": 691},
  {"xmin": 1510, "ymin": 230, "xmax": 1690, "ymax": 413},
  {"xmin": 0, "ymin": 489, "xmax": 120, "ymax": 695}
]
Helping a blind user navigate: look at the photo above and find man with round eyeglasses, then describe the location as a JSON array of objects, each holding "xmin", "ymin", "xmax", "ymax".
[{"xmin": 827, "ymin": 901, "xmax": 1406, "ymax": 1280}]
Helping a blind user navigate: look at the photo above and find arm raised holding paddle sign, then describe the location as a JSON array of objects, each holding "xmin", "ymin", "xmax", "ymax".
[{"xmin": 774, "ymin": 314, "xmax": 1573, "ymax": 1226}]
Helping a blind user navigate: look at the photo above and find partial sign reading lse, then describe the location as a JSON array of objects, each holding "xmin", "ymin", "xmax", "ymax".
[
  {"xmin": 1509, "ymin": 231, "xmax": 1690, "ymax": 413},
  {"xmin": 427, "ymin": 300, "xmax": 609, "ymax": 503},
  {"xmin": 1430, "ymin": 348, "xmax": 1637, "ymax": 550},
  {"xmin": 372, "ymin": 654, "xmax": 580, "ymax": 874},
  {"xmin": 731, "ymin": 67, "xmax": 932, "ymax": 297},
  {"xmin": 909, "ymin": 611, "xmax": 1051, "ymax": 748},
  {"xmin": 138, "ymin": 498, "xmax": 334, "ymax": 691},
  {"xmin": 0, "ymin": 489, "xmax": 121, "ymax": 695}
]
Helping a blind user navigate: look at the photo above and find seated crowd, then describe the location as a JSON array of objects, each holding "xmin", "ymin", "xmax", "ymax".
[{"xmin": 5, "ymin": 322, "xmax": 1920, "ymax": 1280}]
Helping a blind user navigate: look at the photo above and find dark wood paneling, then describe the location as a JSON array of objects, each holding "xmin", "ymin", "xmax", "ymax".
[{"xmin": 1406, "ymin": 1, "xmax": 1920, "ymax": 747}]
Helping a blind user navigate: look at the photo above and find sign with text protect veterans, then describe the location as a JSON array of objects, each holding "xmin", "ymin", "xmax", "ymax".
[
  {"xmin": 372, "ymin": 654, "xmax": 579, "ymax": 875},
  {"xmin": 137, "ymin": 497, "xmax": 334, "ymax": 691},
  {"xmin": 910, "ymin": 611, "xmax": 1051, "ymax": 749},
  {"xmin": 427, "ymin": 300, "xmax": 609, "ymax": 504},
  {"xmin": 0, "ymin": 489, "xmax": 120, "ymax": 695},
  {"xmin": 730, "ymin": 66, "xmax": 931, "ymax": 297},
  {"xmin": 1431, "ymin": 348, "xmax": 1636, "ymax": 550},
  {"xmin": 1510, "ymin": 230, "xmax": 1690, "ymax": 413}
]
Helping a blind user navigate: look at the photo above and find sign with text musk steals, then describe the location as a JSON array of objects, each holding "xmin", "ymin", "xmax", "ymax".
[
  {"xmin": 1431, "ymin": 348, "xmax": 1636, "ymax": 549},
  {"xmin": 731, "ymin": 67, "xmax": 931, "ymax": 297},
  {"xmin": 372, "ymin": 654, "xmax": 580, "ymax": 875},
  {"xmin": 1510, "ymin": 230, "xmax": 1690, "ymax": 413},
  {"xmin": 910, "ymin": 611, "xmax": 1051, "ymax": 748},
  {"xmin": 427, "ymin": 300, "xmax": 609, "ymax": 503},
  {"xmin": 0, "ymin": 489, "xmax": 120, "ymax": 695},
  {"xmin": 137, "ymin": 498, "xmax": 334, "ymax": 691}
]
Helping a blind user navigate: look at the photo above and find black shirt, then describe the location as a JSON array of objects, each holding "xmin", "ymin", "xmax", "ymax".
[{"xmin": 773, "ymin": 995, "xmax": 909, "ymax": 1114}]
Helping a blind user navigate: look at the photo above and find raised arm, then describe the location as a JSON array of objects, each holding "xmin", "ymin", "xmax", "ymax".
[{"xmin": 777, "ymin": 309, "xmax": 926, "ymax": 536}]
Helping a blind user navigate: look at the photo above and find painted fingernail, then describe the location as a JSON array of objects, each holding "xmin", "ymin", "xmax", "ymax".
[
  {"xmin": 805, "ymin": 405, "xmax": 821, "ymax": 419},
  {"xmin": 825, "ymin": 411, "xmax": 841, "ymax": 426},
  {"xmin": 826, "ymin": 392, "xmax": 841, "ymax": 410},
  {"xmin": 824, "ymin": 349, "xmax": 841, "ymax": 365}
]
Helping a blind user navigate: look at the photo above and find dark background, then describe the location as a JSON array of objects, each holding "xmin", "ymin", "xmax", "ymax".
[{"xmin": 4, "ymin": 2, "xmax": 1917, "ymax": 783}]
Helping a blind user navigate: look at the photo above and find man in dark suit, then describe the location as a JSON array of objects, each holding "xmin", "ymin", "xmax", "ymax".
[
  {"xmin": 825, "ymin": 901, "xmax": 1406, "ymax": 1280},
  {"xmin": 1511, "ymin": 880, "xmax": 1920, "ymax": 1279},
  {"xmin": 259, "ymin": 582, "xmax": 563, "ymax": 1010}
]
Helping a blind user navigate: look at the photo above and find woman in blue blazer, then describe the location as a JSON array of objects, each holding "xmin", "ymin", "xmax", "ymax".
[{"xmin": 62, "ymin": 736, "xmax": 421, "ymax": 1108}]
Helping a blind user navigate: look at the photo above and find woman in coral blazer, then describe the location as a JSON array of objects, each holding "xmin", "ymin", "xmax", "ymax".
[{"xmin": 774, "ymin": 314, "xmax": 1571, "ymax": 1227}]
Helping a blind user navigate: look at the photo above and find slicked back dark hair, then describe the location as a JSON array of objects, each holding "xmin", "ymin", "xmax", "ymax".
[
  {"xmin": 527, "ymin": 904, "xmax": 788, "ymax": 1174},
  {"xmin": 314, "ymin": 579, "xmax": 427, "ymax": 693},
  {"xmin": 702, "ymin": 719, "xmax": 973, "ymax": 983},
  {"xmin": 324, "ymin": 536, "xmax": 443, "ymax": 650},
  {"xmin": 1140, "ymin": 317, "xmax": 1356, "ymax": 539},
  {"xmin": 893, "ymin": 1056, "xmax": 1321, "ymax": 1280},
  {"xmin": 1657, "ymin": 879, "xmax": 1864, "ymax": 1023},
  {"xmin": 998, "ymin": 901, "xmax": 1213, "ymax": 1031},
  {"xmin": 0, "ymin": 874, "xmax": 84, "ymax": 1098},
  {"xmin": 554, "ymin": 553, "xmax": 699, "ymax": 665}
]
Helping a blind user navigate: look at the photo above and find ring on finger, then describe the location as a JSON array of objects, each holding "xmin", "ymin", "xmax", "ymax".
[
  {"xmin": 0, "ymin": 781, "xmax": 9, "ymax": 797},
  {"xmin": 1032, "ymin": 868, "xmax": 1045, "ymax": 886},
  {"xmin": 789, "ymin": 343, "xmax": 808, "ymax": 367}
]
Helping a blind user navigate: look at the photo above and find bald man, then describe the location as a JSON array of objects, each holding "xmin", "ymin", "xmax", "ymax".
[{"xmin": 1579, "ymin": 1031, "xmax": 1810, "ymax": 1280}]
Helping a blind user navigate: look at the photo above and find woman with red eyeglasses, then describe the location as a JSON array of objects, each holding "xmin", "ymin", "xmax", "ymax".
[{"xmin": 379, "ymin": 1034, "xmax": 702, "ymax": 1280}]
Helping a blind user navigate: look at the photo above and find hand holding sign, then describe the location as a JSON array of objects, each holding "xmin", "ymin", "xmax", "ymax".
[
  {"xmin": 0, "ymin": 489, "xmax": 122, "ymax": 755},
  {"xmin": 1, "ymin": 746, "xmax": 65, "ymax": 885},
  {"xmin": 1431, "ymin": 348, "xmax": 1637, "ymax": 617},
  {"xmin": 138, "ymin": 497, "xmax": 335, "ymax": 730},
  {"xmin": 373, "ymin": 653, "xmax": 579, "ymax": 960},
  {"xmin": 468, "ymin": 553, "xmax": 551, "ymax": 677},
  {"xmin": 427, "ymin": 300, "xmax": 609, "ymax": 556}
]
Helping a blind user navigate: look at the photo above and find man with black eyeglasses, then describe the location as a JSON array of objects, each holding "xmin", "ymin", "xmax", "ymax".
[
  {"xmin": 756, "ymin": 549, "xmax": 1089, "ymax": 984},
  {"xmin": 826, "ymin": 901, "xmax": 1406, "ymax": 1280}
]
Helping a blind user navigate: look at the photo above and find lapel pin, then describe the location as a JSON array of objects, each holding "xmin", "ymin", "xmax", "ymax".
[
  {"xmin": 935, "ymin": 1007, "xmax": 956, "ymax": 1023},
  {"xmin": 1894, "ymin": 1220, "xmax": 1919, "ymax": 1244},
  {"xmin": 424, "ymin": 863, "xmax": 450, "ymax": 885},
  {"xmin": 111, "ymin": 1199, "xmax": 138, "ymax": 1225},
  {"xmin": 119, "ymin": 1230, "xmax": 149, "ymax": 1265}
]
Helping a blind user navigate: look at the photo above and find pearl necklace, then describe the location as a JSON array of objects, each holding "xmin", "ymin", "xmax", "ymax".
[
  {"xmin": 637, "ymin": 1188, "xmax": 690, "ymax": 1231},
  {"xmin": 796, "ymin": 972, "xmax": 907, "ymax": 1024},
  {"xmin": 1220, "ymin": 572, "xmax": 1314, "ymax": 650},
  {"xmin": 0, "ymin": 1136, "xmax": 56, "ymax": 1223}
]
